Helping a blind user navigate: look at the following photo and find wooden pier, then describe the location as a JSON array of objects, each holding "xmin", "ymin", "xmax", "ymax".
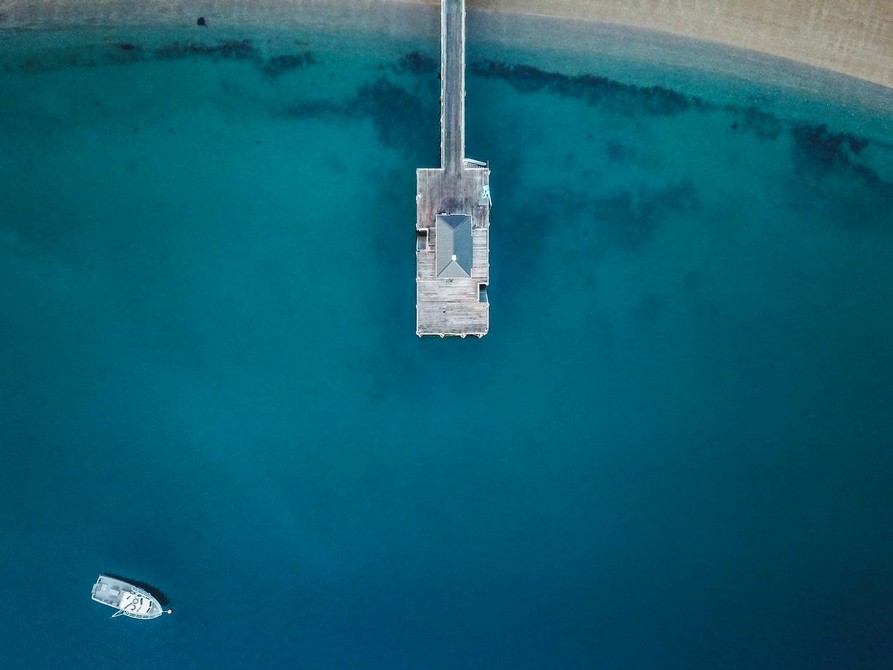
[{"xmin": 416, "ymin": 0, "xmax": 490, "ymax": 338}]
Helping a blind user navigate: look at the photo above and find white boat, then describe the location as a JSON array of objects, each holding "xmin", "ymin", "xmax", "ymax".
[{"xmin": 91, "ymin": 575, "xmax": 171, "ymax": 619}]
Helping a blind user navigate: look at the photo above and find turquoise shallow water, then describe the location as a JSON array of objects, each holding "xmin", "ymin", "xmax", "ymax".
[{"xmin": 1, "ymin": 17, "xmax": 893, "ymax": 669}]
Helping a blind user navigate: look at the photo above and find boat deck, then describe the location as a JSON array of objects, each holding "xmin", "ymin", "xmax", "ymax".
[{"xmin": 91, "ymin": 575, "xmax": 164, "ymax": 619}]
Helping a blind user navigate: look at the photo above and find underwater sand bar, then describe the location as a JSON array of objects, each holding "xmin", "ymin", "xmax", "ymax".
[{"xmin": 416, "ymin": 0, "xmax": 491, "ymax": 338}]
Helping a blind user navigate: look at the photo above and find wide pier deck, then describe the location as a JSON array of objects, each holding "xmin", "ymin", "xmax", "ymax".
[{"xmin": 416, "ymin": 0, "xmax": 490, "ymax": 338}]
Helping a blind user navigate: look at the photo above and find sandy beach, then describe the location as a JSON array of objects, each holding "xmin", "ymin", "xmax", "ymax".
[
  {"xmin": 423, "ymin": 0, "xmax": 893, "ymax": 90},
  {"xmin": 1, "ymin": 0, "xmax": 892, "ymax": 90}
]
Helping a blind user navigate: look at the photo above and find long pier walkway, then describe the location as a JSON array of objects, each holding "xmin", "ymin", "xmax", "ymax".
[
  {"xmin": 440, "ymin": 0, "xmax": 465, "ymax": 174},
  {"xmin": 416, "ymin": 0, "xmax": 491, "ymax": 338}
]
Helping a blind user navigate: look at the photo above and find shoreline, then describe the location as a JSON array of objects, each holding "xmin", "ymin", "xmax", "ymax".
[
  {"xmin": 1, "ymin": 0, "xmax": 892, "ymax": 92},
  {"xmin": 432, "ymin": 0, "xmax": 893, "ymax": 92}
]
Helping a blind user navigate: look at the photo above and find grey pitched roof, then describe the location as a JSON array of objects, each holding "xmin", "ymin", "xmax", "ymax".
[{"xmin": 435, "ymin": 214, "xmax": 472, "ymax": 278}]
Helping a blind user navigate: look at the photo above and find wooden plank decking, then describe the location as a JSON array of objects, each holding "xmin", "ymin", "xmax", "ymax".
[
  {"xmin": 440, "ymin": 0, "xmax": 465, "ymax": 174},
  {"xmin": 416, "ymin": 0, "xmax": 491, "ymax": 338}
]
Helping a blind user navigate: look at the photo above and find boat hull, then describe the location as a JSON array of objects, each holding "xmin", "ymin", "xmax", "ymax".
[{"xmin": 91, "ymin": 575, "xmax": 165, "ymax": 619}]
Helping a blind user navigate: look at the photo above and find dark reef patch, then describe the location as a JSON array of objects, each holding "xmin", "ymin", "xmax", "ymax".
[
  {"xmin": 394, "ymin": 51, "xmax": 438, "ymax": 76},
  {"xmin": 789, "ymin": 122, "xmax": 893, "ymax": 226},
  {"xmin": 732, "ymin": 106, "xmax": 784, "ymax": 140},
  {"xmin": 791, "ymin": 124, "xmax": 870, "ymax": 171},
  {"xmin": 589, "ymin": 191, "xmax": 663, "ymax": 251},
  {"xmin": 353, "ymin": 78, "xmax": 432, "ymax": 149},
  {"xmin": 589, "ymin": 179, "xmax": 699, "ymax": 251},
  {"xmin": 7, "ymin": 39, "xmax": 316, "ymax": 78},
  {"xmin": 153, "ymin": 39, "xmax": 259, "ymax": 62},
  {"xmin": 520, "ymin": 180, "xmax": 700, "ymax": 255},
  {"xmin": 282, "ymin": 78, "xmax": 437, "ymax": 160},
  {"xmin": 469, "ymin": 60, "xmax": 707, "ymax": 117},
  {"xmin": 494, "ymin": 178, "xmax": 699, "ymax": 296},
  {"xmin": 483, "ymin": 177, "xmax": 699, "ymax": 327},
  {"xmin": 103, "ymin": 42, "xmax": 148, "ymax": 65},
  {"xmin": 260, "ymin": 52, "xmax": 316, "ymax": 77},
  {"xmin": 150, "ymin": 40, "xmax": 315, "ymax": 77}
]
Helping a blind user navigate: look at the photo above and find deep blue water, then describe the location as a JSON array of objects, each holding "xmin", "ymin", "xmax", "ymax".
[{"xmin": 1, "ymin": 17, "xmax": 893, "ymax": 670}]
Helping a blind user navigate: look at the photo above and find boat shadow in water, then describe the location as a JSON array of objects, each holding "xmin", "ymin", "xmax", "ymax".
[{"xmin": 104, "ymin": 574, "xmax": 170, "ymax": 606}]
